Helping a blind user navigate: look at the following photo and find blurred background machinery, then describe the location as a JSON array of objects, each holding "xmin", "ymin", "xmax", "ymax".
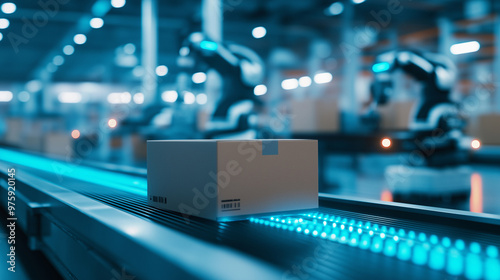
[{"xmin": 1, "ymin": 0, "xmax": 500, "ymax": 279}]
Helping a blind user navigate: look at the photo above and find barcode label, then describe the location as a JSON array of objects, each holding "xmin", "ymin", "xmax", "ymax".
[
  {"xmin": 151, "ymin": 195, "xmax": 168, "ymax": 204},
  {"xmin": 221, "ymin": 199, "xmax": 240, "ymax": 211}
]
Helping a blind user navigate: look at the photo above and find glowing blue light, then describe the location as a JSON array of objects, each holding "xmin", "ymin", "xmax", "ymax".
[
  {"xmin": 360, "ymin": 234, "xmax": 371, "ymax": 250},
  {"xmin": 0, "ymin": 148, "xmax": 147, "ymax": 196},
  {"xmin": 442, "ymin": 237, "xmax": 451, "ymax": 248},
  {"xmin": 200, "ymin": 40, "xmax": 218, "ymax": 51},
  {"xmin": 371, "ymin": 236, "xmax": 383, "ymax": 253},
  {"xmin": 470, "ymin": 242, "xmax": 481, "ymax": 254},
  {"xmin": 408, "ymin": 231, "xmax": 416, "ymax": 239},
  {"xmin": 430, "ymin": 235, "xmax": 438, "ymax": 245},
  {"xmin": 383, "ymin": 239, "xmax": 397, "ymax": 257},
  {"xmin": 248, "ymin": 212, "xmax": 495, "ymax": 280},
  {"xmin": 465, "ymin": 253, "xmax": 483, "ymax": 279},
  {"xmin": 397, "ymin": 241, "xmax": 412, "ymax": 261},
  {"xmin": 270, "ymin": 217, "xmax": 274, "ymax": 220},
  {"xmin": 446, "ymin": 248, "xmax": 464, "ymax": 275},
  {"xmin": 455, "ymin": 239, "xmax": 465, "ymax": 251},
  {"xmin": 418, "ymin": 233, "xmax": 426, "ymax": 242},
  {"xmin": 92, "ymin": 1, "xmax": 111, "ymax": 16},
  {"xmin": 485, "ymin": 257, "xmax": 500, "ymax": 280},
  {"xmin": 487, "ymin": 246, "xmax": 499, "ymax": 258},
  {"xmin": 372, "ymin": 62, "xmax": 391, "ymax": 73},
  {"xmin": 429, "ymin": 246, "xmax": 446, "ymax": 270},
  {"xmin": 412, "ymin": 244, "xmax": 429, "ymax": 265}
]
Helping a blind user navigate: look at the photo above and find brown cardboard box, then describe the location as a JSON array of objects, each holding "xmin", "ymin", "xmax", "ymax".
[
  {"xmin": 470, "ymin": 113, "xmax": 500, "ymax": 145},
  {"xmin": 377, "ymin": 101, "xmax": 415, "ymax": 130},
  {"xmin": 4, "ymin": 118, "xmax": 24, "ymax": 146},
  {"xmin": 131, "ymin": 133, "xmax": 147, "ymax": 161},
  {"xmin": 44, "ymin": 132, "xmax": 73, "ymax": 157},
  {"xmin": 290, "ymin": 98, "xmax": 339, "ymax": 133}
]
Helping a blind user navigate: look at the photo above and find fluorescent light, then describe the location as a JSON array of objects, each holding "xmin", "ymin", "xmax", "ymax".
[
  {"xmin": 132, "ymin": 66, "xmax": 144, "ymax": 77},
  {"xmin": 0, "ymin": 91, "xmax": 13, "ymax": 102},
  {"xmin": 252, "ymin": 26, "xmax": 267, "ymax": 39},
  {"xmin": 123, "ymin": 43, "xmax": 135, "ymax": 55},
  {"xmin": 0, "ymin": 18, "xmax": 10, "ymax": 29},
  {"xmin": 18, "ymin": 91, "xmax": 30, "ymax": 102},
  {"xmin": 133, "ymin": 93, "xmax": 144, "ymax": 104},
  {"xmin": 107, "ymin": 92, "xmax": 131, "ymax": 104},
  {"xmin": 450, "ymin": 41, "xmax": 480, "ymax": 55},
  {"xmin": 254, "ymin": 84, "xmax": 267, "ymax": 96},
  {"xmin": 162, "ymin": 90, "xmax": 178, "ymax": 103},
  {"xmin": 184, "ymin": 91, "xmax": 195, "ymax": 104},
  {"xmin": 196, "ymin": 93, "xmax": 208, "ymax": 105},
  {"xmin": 58, "ymin": 92, "xmax": 82, "ymax": 103},
  {"xmin": 352, "ymin": 0, "xmax": 366, "ymax": 4},
  {"xmin": 314, "ymin": 72, "xmax": 333, "ymax": 84},
  {"xmin": 192, "ymin": 72, "xmax": 207, "ymax": 84},
  {"xmin": 1, "ymin": 3, "xmax": 16, "ymax": 14},
  {"xmin": 63, "ymin": 45, "xmax": 75, "ymax": 55},
  {"xmin": 155, "ymin": 65, "xmax": 168, "ymax": 76},
  {"xmin": 53, "ymin": 55, "xmax": 65, "ymax": 66},
  {"xmin": 299, "ymin": 76, "xmax": 312, "ymax": 87},
  {"xmin": 326, "ymin": 2, "xmax": 344, "ymax": 16},
  {"xmin": 73, "ymin": 34, "xmax": 87, "ymax": 45},
  {"xmin": 111, "ymin": 0, "xmax": 126, "ymax": 8},
  {"xmin": 372, "ymin": 62, "xmax": 391, "ymax": 73},
  {"xmin": 90, "ymin": 17, "xmax": 104, "ymax": 29},
  {"xmin": 281, "ymin": 79, "xmax": 299, "ymax": 90}
]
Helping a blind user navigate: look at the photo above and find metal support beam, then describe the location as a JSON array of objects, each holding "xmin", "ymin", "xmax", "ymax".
[
  {"xmin": 141, "ymin": 0, "xmax": 159, "ymax": 105},
  {"xmin": 494, "ymin": 16, "xmax": 500, "ymax": 112},
  {"xmin": 340, "ymin": 2, "xmax": 360, "ymax": 132}
]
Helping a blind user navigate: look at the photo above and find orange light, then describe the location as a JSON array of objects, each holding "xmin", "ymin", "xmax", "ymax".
[
  {"xmin": 471, "ymin": 139, "xmax": 481, "ymax": 149},
  {"xmin": 71, "ymin": 129, "xmax": 80, "ymax": 139},
  {"xmin": 470, "ymin": 173, "xmax": 483, "ymax": 213},
  {"xmin": 381, "ymin": 138, "xmax": 391, "ymax": 148},
  {"xmin": 108, "ymin": 118, "xmax": 117, "ymax": 128},
  {"xmin": 381, "ymin": 190, "xmax": 393, "ymax": 202}
]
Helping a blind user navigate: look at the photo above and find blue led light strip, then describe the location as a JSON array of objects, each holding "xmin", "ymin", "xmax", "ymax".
[
  {"xmin": 250, "ymin": 212, "xmax": 500, "ymax": 280},
  {"xmin": 0, "ymin": 148, "xmax": 147, "ymax": 196}
]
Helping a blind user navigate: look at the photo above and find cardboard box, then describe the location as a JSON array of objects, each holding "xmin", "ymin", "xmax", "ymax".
[
  {"xmin": 468, "ymin": 113, "xmax": 500, "ymax": 145},
  {"xmin": 290, "ymin": 98, "xmax": 339, "ymax": 133},
  {"xmin": 377, "ymin": 100, "xmax": 415, "ymax": 130},
  {"xmin": 147, "ymin": 140, "xmax": 318, "ymax": 221}
]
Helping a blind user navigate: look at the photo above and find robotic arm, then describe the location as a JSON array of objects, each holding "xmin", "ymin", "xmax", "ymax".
[
  {"xmin": 371, "ymin": 50, "xmax": 461, "ymax": 132},
  {"xmin": 179, "ymin": 32, "xmax": 265, "ymax": 119}
]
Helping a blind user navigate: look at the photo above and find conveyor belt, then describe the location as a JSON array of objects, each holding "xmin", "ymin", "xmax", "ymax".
[{"xmin": 1, "ymin": 148, "xmax": 499, "ymax": 280}]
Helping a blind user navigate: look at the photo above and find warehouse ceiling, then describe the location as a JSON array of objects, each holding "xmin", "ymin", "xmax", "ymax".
[{"xmin": 0, "ymin": 0, "xmax": 494, "ymax": 83}]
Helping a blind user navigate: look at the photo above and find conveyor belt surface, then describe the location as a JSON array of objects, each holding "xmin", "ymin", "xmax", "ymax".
[{"xmin": 1, "ymin": 148, "xmax": 499, "ymax": 280}]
